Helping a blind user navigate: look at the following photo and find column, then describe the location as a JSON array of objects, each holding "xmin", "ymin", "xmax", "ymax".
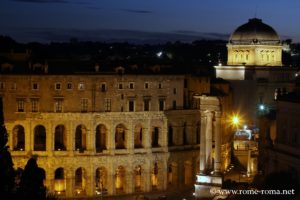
[
  {"xmin": 214, "ymin": 113, "xmax": 221, "ymax": 174},
  {"xmin": 107, "ymin": 165, "xmax": 115, "ymax": 195},
  {"xmin": 205, "ymin": 111, "xmax": 213, "ymax": 172},
  {"xmin": 66, "ymin": 168, "xmax": 74, "ymax": 197},
  {"xmin": 143, "ymin": 165, "xmax": 151, "ymax": 192},
  {"xmin": 125, "ymin": 170, "xmax": 134, "ymax": 194},
  {"xmin": 199, "ymin": 115, "xmax": 206, "ymax": 174},
  {"xmin": 128, "ymin": 121, "xmax": 134, "ymax": 154}
]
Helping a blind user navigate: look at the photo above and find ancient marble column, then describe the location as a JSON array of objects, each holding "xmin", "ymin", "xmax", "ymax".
[
  {"xmin": 205, "ymin": 111, "xmax": 213, "ymax": 172},
  {"xmin": 199, "ymin": 114, "xmax": 206, "ymax": 174},
  {"xmin": 214, "ymin": 112, "xmax": 221, "ymax": 174}
]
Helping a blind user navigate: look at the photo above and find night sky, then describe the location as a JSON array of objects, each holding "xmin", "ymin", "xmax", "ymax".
[{"xmin": 1, "ymin": 0, "xmax": 300, "ymax": 43}]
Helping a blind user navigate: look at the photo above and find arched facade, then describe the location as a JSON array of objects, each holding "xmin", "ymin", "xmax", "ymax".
[
  {"xmin": 34, "ymin": 125, "xmax": 46, "ymax": 151},
  {"xmin": 12, "ymin": 125, "xmax": 25, "ymax": 151}
]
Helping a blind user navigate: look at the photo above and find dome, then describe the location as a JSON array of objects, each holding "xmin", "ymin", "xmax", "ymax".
[{"xmin": 229, "ymin": 18, "xmax": 281, "ymax": 45}]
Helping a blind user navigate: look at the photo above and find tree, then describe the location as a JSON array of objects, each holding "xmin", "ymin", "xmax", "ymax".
[
  {"xmin": 18, "ymin": 158, "xmax": 46, "ymax": 200},
  {"xmin": 0, "ymin": 97, "xmax": 16, "ymax": 199}
]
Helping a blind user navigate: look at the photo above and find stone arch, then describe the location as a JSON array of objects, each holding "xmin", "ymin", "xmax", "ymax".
[
  {"xmin": 54, "ymin": 125, "xmax": 67, "ymax": 151},
  {"xmin": 134, "ymin": 124, "xmax": 143, "ymax": 148},
  {"xmin": 96, "ymin": 124, "xmax": 107, "ymax": 152},
  {"xmin": 115, "ymin": 124, "xmax": 126, "ymax": 149},
  {"xmin": 115, "ymin": 166, "xmax": 126, "ymax": 193},
  {"xmin": 75, "ymin": 167, "xmax": 87, "ymax": 195},
  {"xmin": 151, "ymin": 127, "xmax": 160, "ymax": 147},
  {"xmin": 34, "ymin": 125, "xmax": 46, "ymax": 151},
  {"xmin": 95, "ymin": 167, "xmax": 107, "ymax": 194},
  {"xmin": 12, "ymin": 125, "xmax": 25, "ymax": 151},
  {"xmin": 54, "ymin": 167, "xmax": 66, "ymax": 194},
  {"xmin": 75, "ymin": 124, "xmax": 87, "ymax": 151},
  {"xmin": 168, "ymin": 125, "xmax": 174, "ymax": 146},
  {"xmin": 167, "ymin": 162, "xmax": 178, "ymax": 186},
  {"xmin": 151, "ymin": 161, "xmax": 161, "ymax": 190}
]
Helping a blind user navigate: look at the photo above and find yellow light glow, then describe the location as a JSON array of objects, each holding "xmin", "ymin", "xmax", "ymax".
[{"xmin": 232, "ymin": 116, "xmax": 239, "ymax": 125}]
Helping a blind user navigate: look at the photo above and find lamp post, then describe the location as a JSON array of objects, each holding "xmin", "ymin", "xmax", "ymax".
[{"xmin": 231, "ymin": 115, "xmax": 240, "ymax": 131}]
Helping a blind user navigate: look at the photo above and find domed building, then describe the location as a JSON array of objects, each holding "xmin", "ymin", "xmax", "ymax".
[
  {"xmin": 215, "ymin": 18, "xmax": 297, "ymax": 122},
  {"xmin": 227, "ymin": 18, "xmax": 282, "ymax": 66}
]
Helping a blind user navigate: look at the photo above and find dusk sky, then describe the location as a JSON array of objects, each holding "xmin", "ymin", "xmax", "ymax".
[{"xmin": 1, "ymin": 0, "xmax": 300, "ymax": 43}]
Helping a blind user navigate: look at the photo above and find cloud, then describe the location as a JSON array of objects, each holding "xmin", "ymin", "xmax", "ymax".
[
  {"xmin": 121, "ymin": 9, "xmax": 153, "ymax": 14},
  {"xmin": 12, "ymin": 0, "xmax": 68, "ymax": 3}
]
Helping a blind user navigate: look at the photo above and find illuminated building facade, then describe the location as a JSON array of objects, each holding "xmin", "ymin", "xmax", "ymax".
[
  {"xmin": 215, "ymin": 18, "xmax": 297, "ymax": 121},
  {"xmin": 0, "ymin": 65, "xmax": 231, "ymax": 198}
]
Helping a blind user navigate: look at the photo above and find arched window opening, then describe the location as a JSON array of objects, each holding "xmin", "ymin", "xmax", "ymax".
[
  {"xmin": 75, "ymin": 167, "xmax": 86, "ymax": 195},
  {"xmin": 54, "ymin": 168, "xmax": 66, "ymax": 195},
  {"xmin": 55, "ymin": 125, "xmax": 66, "ymax": 151},
  {"xmin": 96, "ymin": 124, "xmax": 107, "ymax": 152},
  {"xmin": 34, "ymin": 125, "xmax": 46, "ymax": 151},
  {"xmin": 115, "ymin": 166, "xmax": 125, "ymax": 193},
  {"xmin": 95, "ymin": 167, "xmax": 107, "ymax": 195},
  {"xmin": 75, "ymin": 125, "xmax": 87, "ymax": 151},
  {"xmin": 151, "ymin": 162, "xmax": 159, "ymax": 190},
  {"xmin": 168, "ymin": 164, "xmax": 173, "ymax": 185},
  {"xmin": 168, "ymin": 126, "xmax": 173, "ymax": 146},
  {"xmin": 134, "ymin": 165, "xmax": 142, "ymax": 192},
  {"xmin": 115, "ymin": 124, "xmax": 126, "ymax": 149},
  {"xmin": 13, "ymin": 125, "xmax": 25, "ymax": 151},
  {"xmin": 134, "ymin": 125, "xmax": 143, "ymax": 148},
  {"xmin": 152, "ymin": 127, "xmax": 159, "ymax": 147}
]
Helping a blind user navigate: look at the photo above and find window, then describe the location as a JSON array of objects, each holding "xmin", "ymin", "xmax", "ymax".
[
  {"xmin": 31, "ymin": 98, "xmax": 39, "ymax": 112},
  {"xmin": 67, "ymin": 82, "xmax": 73, "ymax": 90},
  {"xmin": 54, "ymin": 99, "xmax": 63, "ymax": 112},
  {"xmin": 144, "ymin": 99, "xmax": 150, "ymax": 111},
  {"xmin": 173, "ymin": 88, "xmax": 177, "ymax": 94},
  {"xmin": 144, "ymin": 83, "xmax": 149, "ymax": 89},
  {"xmin": 104, "ymin": 98, "xmax": 111, "ymax": 112},
  {"xmin": 159, "ymin": 99, "xmax": 165, "ymax": 111},
  {"xmin": 128, "ymin": 100, "xmax": 134, "ymax": 112},
  {"xmin": 80, "ymin": 98, "xmax": 88, "ymax": 112},
  {"xmin": 172, "ymin": 100, "xmax": 176, "ymax": 109},
  {"xmin": 0, "ymin": 82, "xmax": 4, "ymax": 90},
  {"xmin": 11, "ymin": 83, "xmax": 17, "ymax": 90},
  {"xmin": 55, "ymin": 83, "xmax": 61, "ymax": 90},
  {"xmin": 129, "ymin": 83, "xmax": 134, "ymax": 89},
  {"xmin": 78, "ymin": 82, "xmax": 85, "ymax": 90},
  {"xmin": 32, "ymin": 83, "xmax": 39, "ymax": 90},
  {"xmin": 118, "ymin": 83, "xmax": 123, "ymax": 89},
  {"xmin": 101, "ymin": 83, "xmax": 107, "ymax": 92},
  {"xmin": 158, "ymin": 83, "xmax": 162, "ymax": 89},
  {"xmin": 17, "ymin": 99, "xmax": 25, "ymax": 112},
  {"xmin": 184, "ymin": 79, "xmax": 187, "ymax": 88}
]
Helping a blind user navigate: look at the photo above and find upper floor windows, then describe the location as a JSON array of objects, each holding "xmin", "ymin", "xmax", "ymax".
[
  {"xmin": 31, "ymin": 98, "xmax": 39, "ymax": 112},
  {"xmin": 101, "ymin": 83, "xmax": 107, "ymax": 92},
  {"xmin": 32, "ymin": 82, "xmax": 39, "ymax": 90},
  {"xmin": 55, "ymin": 82, "xmax": 61, "ymax": 90},
  {"xmin": 80, "ymin": 98, "xmax": 88, "ymax": 112},
  {"xmin": 0, "ymin": 82, "xmax": 5, "ymax": 90},
  {"xmin": 104, "ymin": 98, "xmax": 111, "ymax": 112},
  {"xmin": 118, "ymin": 83, "xmax": 123, "ymax": 89},
  {"xmin": 67, "ymin": 82, "xmax": 73, "ymax": 90},
  {"xmin": 144, "ymin": 82, "xmax": 149, "ymax": 89},
  {"xmin": 158, "ymin": 83, "xmax": 162, "ymax": 89},
  {"xmin": 17, "ymin": 99, "xmax": 25, "ymax": 112},
  {"xmin": 78, "ymin": 82, "xmax": 85, "ymax": 90},
  {"xmin": 129, "ymin": 82, "xmax": 135, "ymax": 89}
]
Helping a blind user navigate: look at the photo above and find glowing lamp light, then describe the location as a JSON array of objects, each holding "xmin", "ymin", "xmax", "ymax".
[
  {"xmin": 259, "ymin": 104, "xmax": 265, "ymax": 111},
  {"xmin": 232, "ymin": 116, "xmax": 239, "ymax": 125}
]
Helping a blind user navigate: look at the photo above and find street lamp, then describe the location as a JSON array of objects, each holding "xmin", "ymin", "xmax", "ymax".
[{"xmin": 231, "ymin": 114, "xmax": 240, "ymax": 130}]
